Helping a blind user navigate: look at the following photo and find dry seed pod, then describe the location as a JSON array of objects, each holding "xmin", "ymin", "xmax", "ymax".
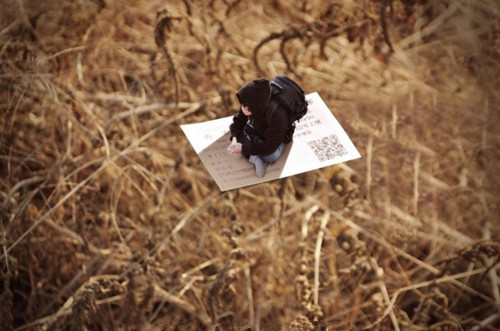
[
  {"xmin": 284, "ymin": 314, "xmax": 314, "ymax": 330},
  {"xmin": 371, "ymin": 292, "xmax": 384, "ymax": 315},
  {"xmin": 312, "ymin": 303, "xmax": 324, "ymax": 318},
  {"xmin": 230, "ymin": 247, "xmax": 247, "ymax": 260},
  {"xmin": 230, "ymin": 221, "xmax": 244, "ymax": 236},
  {"xmin": 337, "ymin": 226, "xmax": 359, "ymax": 254},
  {"xmin": 71, "ymin": 282, "xmax": 100, "ymax": 330}
]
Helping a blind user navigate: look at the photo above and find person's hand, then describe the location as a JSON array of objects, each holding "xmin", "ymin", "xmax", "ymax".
[{"xmin": 227, "ymin": 137, "xmax": 242, "ymax": 154}]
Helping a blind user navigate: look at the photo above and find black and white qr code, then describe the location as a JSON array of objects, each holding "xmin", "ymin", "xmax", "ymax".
[{"xmin": 307, "ymin": 134, "xmax": 348, "ymax": 162}]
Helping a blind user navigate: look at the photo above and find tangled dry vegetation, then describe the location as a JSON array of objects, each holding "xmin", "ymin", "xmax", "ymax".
[{"xmin": 1, "ymin": 0, "xmax": 500, "ymax": 330}]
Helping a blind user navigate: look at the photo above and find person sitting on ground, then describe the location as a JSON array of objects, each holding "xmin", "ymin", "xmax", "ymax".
[{"xmin": 227, "ymin": 77, "xmax": 290, "ymax": 177}]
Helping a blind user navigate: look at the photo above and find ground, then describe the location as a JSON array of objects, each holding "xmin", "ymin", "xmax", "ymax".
[{"xmin": 1, "ymin": 0, "xmax": 499, "ymax": 330}]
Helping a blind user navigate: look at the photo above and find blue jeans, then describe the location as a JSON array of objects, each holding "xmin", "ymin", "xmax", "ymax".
[{"xmin": 259, "ymin": 143, "xmax": 286, "ymax": 163}]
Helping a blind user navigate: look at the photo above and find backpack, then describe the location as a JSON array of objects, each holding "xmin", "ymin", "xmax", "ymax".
[{"xmin": 266, "ymin": 75, "xmax": 308, "ymax": 143}]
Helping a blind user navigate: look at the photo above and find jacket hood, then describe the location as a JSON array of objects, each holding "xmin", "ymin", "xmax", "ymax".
[{"xmin": 235, "ymin": 78, "xmax": 271, "ymax": 115}]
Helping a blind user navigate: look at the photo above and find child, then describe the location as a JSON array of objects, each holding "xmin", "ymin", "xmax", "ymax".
[{"xmin": 227, "ymin": 78, "xmax": 289, "ymax": 177}]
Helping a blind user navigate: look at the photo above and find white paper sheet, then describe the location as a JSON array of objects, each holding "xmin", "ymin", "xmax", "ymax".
[{"xmin": 180, "ymin": 92, "xmax": 361, "ymax": 191}]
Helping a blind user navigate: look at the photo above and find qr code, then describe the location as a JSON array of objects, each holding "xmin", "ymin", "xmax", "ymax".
[{"xmin": 307, "ymin": 134, "xmax": 348, "ymax": 162}]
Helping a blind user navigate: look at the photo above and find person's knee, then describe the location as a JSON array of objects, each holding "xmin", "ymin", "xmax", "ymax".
[{"xmin": 261, "ymin": 144, "xmax": 284, "ymax": 163}]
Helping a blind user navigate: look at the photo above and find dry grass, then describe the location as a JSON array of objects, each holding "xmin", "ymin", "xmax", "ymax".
[{"xmin": 1, "ymin": 0, "xmax": 499, "ymax": 330}]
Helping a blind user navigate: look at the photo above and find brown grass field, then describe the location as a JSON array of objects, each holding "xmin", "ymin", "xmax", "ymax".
[{"xmin": 1, "ymin": 0, "xmax": 500, "ymax": 330}]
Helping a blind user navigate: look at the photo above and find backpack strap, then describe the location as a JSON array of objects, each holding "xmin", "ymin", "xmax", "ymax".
[
  {"xmin": 265, "ymin": 80, "xmax": 284, "ymax": 126},
  {"xmin": 265, "ymin": 98, "xmax": 294, "ymax": 143},
  {"xmin": 265, "ymin": 98, "xmax": 280, "ymax": 126}
]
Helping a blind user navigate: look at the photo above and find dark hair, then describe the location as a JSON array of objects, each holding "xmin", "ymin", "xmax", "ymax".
[{"xmin": 235, "ymin": 78, "xmax": 271, "ymax": 115}]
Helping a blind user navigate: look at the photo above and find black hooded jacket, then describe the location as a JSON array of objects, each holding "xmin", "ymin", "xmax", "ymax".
[{"xmin": 229, "ymin": 78, "xmax": 289, "ymax": 158}]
